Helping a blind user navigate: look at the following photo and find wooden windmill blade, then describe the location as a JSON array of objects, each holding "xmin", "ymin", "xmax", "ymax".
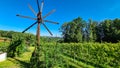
[
  {"xmin": 16, "ymin": 14, "xmax": 37, "ymax": 20},
  {"xmin": 43, "ymin": 9, "xmax": 56, "ymax": 19},
  {"xmin": 42, "ymin": 23, "xmax": 53, "ymax": 36},
  {"xmin": 44, "ymin": 20, "xmax": 59, "ymax": 24},
  {"xmin": 40, "ymin": 0, "xmax": 44, "ymax": 13},
  {"xmin": 28, "ymin": 3, "xmax": 37, "ymax": 16},
  {"xmin": 22, "ymin": 21, "xmax": 38, "ymax": 33},
  {"xmin": 37, "ymin": 0, "xmax": 40, "ymax": 12}
]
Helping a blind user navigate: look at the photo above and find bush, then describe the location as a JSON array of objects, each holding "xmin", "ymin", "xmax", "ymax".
[
  {"xmin": 0, "ymin": 42, "xmax": 9, "ymax": 53},
  {"xmin": 7, "ymin": 39, "xmax": 27, "ymax": 57}
]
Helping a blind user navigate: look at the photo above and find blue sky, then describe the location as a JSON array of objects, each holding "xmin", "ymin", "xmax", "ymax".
[{"xmin": 0, "ymin": 0, "xmax": 120, "ymax": 37}]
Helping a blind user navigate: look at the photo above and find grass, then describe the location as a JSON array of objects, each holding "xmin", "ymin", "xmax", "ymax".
[
  {"xmin": 60, "ymin": 54, "xmax": 94, "ymax": 68},
  {"xmin": 0, "ymin": 47, "xmax": 34, "ymax": 68},
  {"xmin": 0, "ymin": 42, "xmax": 10, "ymax": 52},
  {"xmin": 0, "ymin": 58, "xmax": 20, "ymax": 68},
  {"xmin": 0, "ymin": 42, "xmax": 9, "ymax": 46}
]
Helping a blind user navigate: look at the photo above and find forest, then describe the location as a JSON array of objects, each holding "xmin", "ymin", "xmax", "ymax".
[
  {"xmin": 0, "ymin": 17, "xmax": 120, "ymax": 68},
  {"xmin": 60, "ymin": 17, "xmax": 120, "ymax": 43}
]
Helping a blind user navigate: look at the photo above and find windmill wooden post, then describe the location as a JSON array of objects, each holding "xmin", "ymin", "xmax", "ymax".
[{"xmin": 16, "ymin": 0, "xmax": 58, "ymax": 67}]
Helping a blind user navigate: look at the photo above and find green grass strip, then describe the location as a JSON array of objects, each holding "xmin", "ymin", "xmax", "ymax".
[{"xmin": 60, "ymin": 54, "xmax": 94, "ymax": 68}]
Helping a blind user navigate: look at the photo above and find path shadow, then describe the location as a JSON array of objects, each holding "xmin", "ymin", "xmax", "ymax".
[
  {"xmin": 14, "ymin": 58, "xmax": 30, "ymax": 68},
  {"xmin": 8, "ymin": 58, "xmax": 30, "ymax": 68}
]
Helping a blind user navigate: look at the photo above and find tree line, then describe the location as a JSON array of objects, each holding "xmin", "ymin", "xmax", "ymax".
[
  {"xmin": 60, "ymin": 17, "xmax": 120, "ymax": 43},
  {"xmin": 0, "ymin": 30, "xmax": 60, "ymax": 44},
  {"xmin": 0, "ymin": 30, "xmax": 36, "ymax": 45}
]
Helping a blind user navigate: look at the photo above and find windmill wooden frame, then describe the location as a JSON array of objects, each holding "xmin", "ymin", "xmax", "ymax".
[{"xmin": 17, "ymin": 0, "xmax": 58, "ymax": 46}]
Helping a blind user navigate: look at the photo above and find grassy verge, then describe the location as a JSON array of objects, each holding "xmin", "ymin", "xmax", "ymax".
[
  {"xmin": 0, "ymin": 47, "xmax": 34, "ymax": 68},
  {"xmin": 60, "ymin": 54, "xmax": 94, "ymax": 68}
]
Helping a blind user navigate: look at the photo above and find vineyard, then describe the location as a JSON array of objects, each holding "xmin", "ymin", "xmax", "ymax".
[
  {"xmin": 0, "ymin": 0, "xmax": 120, "ymax": 67},
  {"xmin": 0, "ymin": 42, "xmax": 120, "ymax": 68},
  {"xmin": 40, "ymin": 43, "xmax": 120, "ymax": 68}
]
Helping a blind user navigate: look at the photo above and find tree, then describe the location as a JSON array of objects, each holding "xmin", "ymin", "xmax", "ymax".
[
  {"xmin": 113, "ymin": 19, "xmax": 120, "ymax": 41},
  {"xmin": 82, "ymin": 19, "xmax": 98, "ymax": 42},
  {"xmin": 60, "ymin": 17, "xmax": 86, "ymax": 43},
  {"xmin": 96, "ymin": 19, "xmax": 120, "ymax": 43},
  {"xmin": 96, "ymin": 23, "xmax": 104, "ymax": 42}
]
